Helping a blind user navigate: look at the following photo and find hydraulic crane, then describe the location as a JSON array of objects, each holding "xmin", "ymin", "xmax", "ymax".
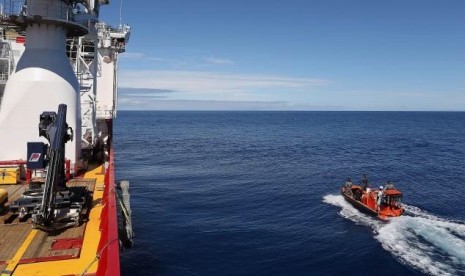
[{"xmin": 31, "ymin": 104, "xmax": 90, "ymax": 230}]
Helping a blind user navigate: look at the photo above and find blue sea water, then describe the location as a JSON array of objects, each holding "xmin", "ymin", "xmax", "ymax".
[{"xmin": 114, "ymin": 111, "xmax": 465, "ymax": 276}]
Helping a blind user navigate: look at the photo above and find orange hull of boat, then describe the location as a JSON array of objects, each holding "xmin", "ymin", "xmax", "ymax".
[{"xmin": 341, "ymin": 185, "xmax": 404, "ymax": 221}]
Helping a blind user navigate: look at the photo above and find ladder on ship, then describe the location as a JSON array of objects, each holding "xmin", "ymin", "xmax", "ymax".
[
  {"xmin": 0, "ymin": 30, "xmax": 14, "ymax": 108},
  {"xmin": 67, "ymin": 37, "xmax": 101, "ymax": 150}
]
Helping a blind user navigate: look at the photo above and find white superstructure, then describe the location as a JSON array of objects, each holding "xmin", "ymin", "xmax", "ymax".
[
  {"xmin": 0, "ymin": 0, "xmax": 130, "ymax": 169},
  {"xmin": 95, "ymin": 22, "xmax": 130, "ymax": 120},
  {"xmin": 68, "ymin": 21, "xmax": 130, "ymax": 151}
]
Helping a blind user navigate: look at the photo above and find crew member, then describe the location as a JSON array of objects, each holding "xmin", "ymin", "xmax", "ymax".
[
  {"xmin": 345, "ymin": 178, "xmax": 353, "ymax": 190},
  {"xmin": 361, "ymin": 174, "xmax": 369, "ymax": 191},
  {"xmin": 377, "ymin": 186, "xmax": 384, "ymax": 211}
]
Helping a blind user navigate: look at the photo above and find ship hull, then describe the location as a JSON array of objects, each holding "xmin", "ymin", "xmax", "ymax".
[{"xmin": 96, "ymin": 119, "xmax": 121, "ymax": 275}]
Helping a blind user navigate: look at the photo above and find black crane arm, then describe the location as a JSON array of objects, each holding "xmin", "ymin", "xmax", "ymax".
[{"xmin": 33, "ymin": 104, "xmax": 73, "ymax": 227}]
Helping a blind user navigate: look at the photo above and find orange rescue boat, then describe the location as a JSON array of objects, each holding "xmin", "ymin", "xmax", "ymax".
[{"xmin": 341, "ymin": 178, "xmax": 404, "ymax": 220}]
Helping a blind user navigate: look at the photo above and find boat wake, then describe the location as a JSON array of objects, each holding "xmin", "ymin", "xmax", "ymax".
[{"xmin": 323, "ymin": 194, "xmax": 465, "ymax": 276}]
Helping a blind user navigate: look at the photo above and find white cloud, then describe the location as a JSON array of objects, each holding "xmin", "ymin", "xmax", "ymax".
[
  {"xmin": 116, "ymin": 71, "xmax": 465, "ymax": 110},
  {"xmin": 118, "ymin": 99, "xmax": 346, "ymax": 111},
  {"xmin": 119, "ymin": 70, "xmax": 330, "ymax": 96},
  {"xmin": 121, "ymin": 54, "xmax": 235, "ymax": 68},
  {"xmin": 203, "ymin": 57, "xmax": 235, "ymax": 65},
  {"xmin": 120, "ymin": 52, "xmax": 163, "ymax": 61}
]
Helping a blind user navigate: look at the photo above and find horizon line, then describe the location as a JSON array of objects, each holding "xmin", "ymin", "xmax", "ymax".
[{"xmin": 118, "ymin": 109, "xmax": 465, "ymax": 112}]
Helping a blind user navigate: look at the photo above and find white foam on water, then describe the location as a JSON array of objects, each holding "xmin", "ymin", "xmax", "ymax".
[
  {"xmin": 322, "ymin": 194, "xmax": 383, "ymax": 230},
  {"xmin": 323, "ymin": 195, "xmax": 465, "ymax": 276}
]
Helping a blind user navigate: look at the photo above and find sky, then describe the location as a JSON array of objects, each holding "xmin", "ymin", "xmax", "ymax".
[{"xmin": 100, "ymin": 0, "xmax": 465, "ymax": 111}]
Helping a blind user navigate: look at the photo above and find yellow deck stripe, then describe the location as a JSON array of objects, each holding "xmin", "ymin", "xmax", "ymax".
[
  {"xmin": 13, "ymin": 165, "xmax": 105, "ymax": 275},
  {"xmin": 1, "ymin": 229, "xmax": 38, "ymax": 275}
]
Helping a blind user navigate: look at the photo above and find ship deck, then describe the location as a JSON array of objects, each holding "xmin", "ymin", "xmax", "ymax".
[{"xmin": 0, "ymin": 165, "xmax": 106, "ymax": 275}]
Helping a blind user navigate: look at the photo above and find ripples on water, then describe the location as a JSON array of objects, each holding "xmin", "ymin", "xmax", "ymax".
[
  {"xmin": 115, "ymin": 111, "xmax": 465, "ymax": 275},
  {"xmin": 324, "ymin": 195, "xmax": 465, "ymax": 276}
]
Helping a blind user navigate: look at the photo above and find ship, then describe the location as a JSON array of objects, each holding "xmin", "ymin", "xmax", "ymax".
[
  {"xmin": 341, "ymin": 177, "xmax": 404, "ymax": 220},
  {"xmin": 0, "ymin": 0, "xmax": 131, "ymax": 275}
]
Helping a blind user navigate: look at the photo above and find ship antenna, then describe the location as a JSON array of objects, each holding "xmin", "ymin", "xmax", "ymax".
[{"xmin": 119, "ymin": 0, "xmax": 123, "ymax": 28}]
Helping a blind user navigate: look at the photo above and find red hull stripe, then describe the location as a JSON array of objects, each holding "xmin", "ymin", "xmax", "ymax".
[{"xmin": 96, "ymin": 119, "xmax": 120, "ymax": 276}]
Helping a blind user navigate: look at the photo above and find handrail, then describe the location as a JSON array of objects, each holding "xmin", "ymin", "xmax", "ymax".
[{"xmin": 96, "ymin": 128, "xmax": 120, "ymax": 276}]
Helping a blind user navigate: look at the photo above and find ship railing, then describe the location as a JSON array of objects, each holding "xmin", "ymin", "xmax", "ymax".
[
  {"xmin": 0, "ymin": 71, "xmax": 8, "ymax": 82},
  {"xmin": 96, "ymin": 21, "xmax": 130, "ymax": 53},
  {"xmin": 0, "ymin": 0, "xmax": 23, "ymax": 18},
  {"xmin": 1, "ymin": 0, "xmax": 70, "ymax": 21},
  {"xmin": 96, "ymin": 145, "xmax": 120, "ymax": 275},
  {"xmin": 3, "ymin": 29, "xmax": 25, "ymax": 40},
  {"xmin": 0, "ymin": 0, "xmax": 91, "ymax": 34},
  {"xmin": 96, "ymin": 109, "xmax": 115, "ymax": 119},
  {"xmin": 0, "ymin": 56, "xmax": 11, "ymax": 83}
]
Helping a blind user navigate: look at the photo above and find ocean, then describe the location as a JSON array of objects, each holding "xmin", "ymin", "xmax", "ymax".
[{"xmin": 114, "ymin": 111, "xmax": 465, "ymax": 276}]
